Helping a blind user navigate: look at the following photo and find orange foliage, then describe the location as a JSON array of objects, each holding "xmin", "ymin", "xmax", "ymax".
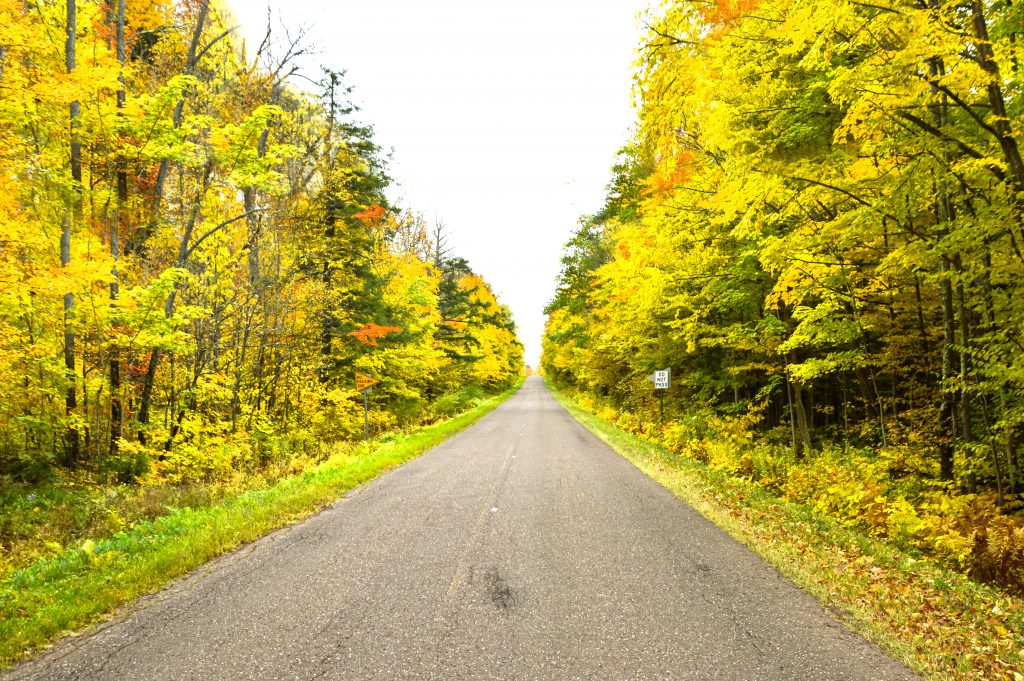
[
  {"xmin": 348, "ymin": 323, "xmax": 402, "ymax": 346},
  {"xmin": 92, "ymin": 11, "xmax": 116, "ymax": 45},
  {"xmin": 703, "ymin": 0, "xmax": 761, "ymax": 27},
  {"xmin": 648, "ymin": 149, "xmax": 694, "ymax": 197},
  {"xmin": 137, "ymin": 165, "xmax": 158, "ymax": 192},
  {"xmin": 352, "ymin": 204, "xmax": 387, "ymax": 225}
]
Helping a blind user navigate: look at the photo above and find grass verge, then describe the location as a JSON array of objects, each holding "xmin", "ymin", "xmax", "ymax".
[
  {"xmin": 548, "ymin": 380, "xmax": 1024, "ymax": 681},
  {"xmin": 0, "ymin": 380, "xmax": 522, "ymax": 668}
]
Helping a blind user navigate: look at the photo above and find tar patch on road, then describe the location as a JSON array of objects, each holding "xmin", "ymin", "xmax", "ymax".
[{"xmin": 484, "ymin": 567, "xmax": 518, "ymax": 613}]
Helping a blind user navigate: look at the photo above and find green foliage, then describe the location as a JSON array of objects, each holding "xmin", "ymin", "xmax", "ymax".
[{"xmin": 430, "ymin": 385, "xmax": 486, "ymax": 419}]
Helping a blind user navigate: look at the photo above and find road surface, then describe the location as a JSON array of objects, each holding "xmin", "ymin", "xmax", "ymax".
[{"xmin": 7, "ymin": 377, "xmax": 917, "ymax": 680}]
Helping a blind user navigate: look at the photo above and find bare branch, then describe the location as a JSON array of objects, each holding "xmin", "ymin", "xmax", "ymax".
[
  {"xmin": 184, "ymin": 209, "xmax": 266, "ymax": 261},
  {"xmin": 193, "ymin": 27, "xmax": 233, "ymax": 64},
  {"xmin": 644, "ymin": 22, "xmax": 698, "ymax": 47}
]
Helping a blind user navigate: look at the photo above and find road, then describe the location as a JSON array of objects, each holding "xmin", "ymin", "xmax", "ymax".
[{"xmin": 7, "ymin": 377, "xmax": 917, "ymax": 680}]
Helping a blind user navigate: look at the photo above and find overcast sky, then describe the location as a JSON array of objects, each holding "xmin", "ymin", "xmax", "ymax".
[{"xmin": 228, "ymin": 0, "xmax": 650, "ymax": 367}]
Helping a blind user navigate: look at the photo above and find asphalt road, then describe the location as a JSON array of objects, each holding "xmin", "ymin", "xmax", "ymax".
[{"xmin": 8, "ymin": 377, "xmax": 917, "ymax": 680}]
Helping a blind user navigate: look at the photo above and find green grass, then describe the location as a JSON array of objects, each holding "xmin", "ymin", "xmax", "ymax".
[
  {"xmin": 0, "ymin": 380, "xmax": 522, "ymax": 668},
  {"xmin": 547, "ymin": 380, "xmax": 1024, "ymax": 681}
]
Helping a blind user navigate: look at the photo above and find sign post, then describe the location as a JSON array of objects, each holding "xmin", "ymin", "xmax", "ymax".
[
  {"xmin": 355, "ymin": 373, "xmax": 380, "ymax": 440},
  {"xmin": 647, "ymin": 368, "xmax": 671, "ymax": 422}
]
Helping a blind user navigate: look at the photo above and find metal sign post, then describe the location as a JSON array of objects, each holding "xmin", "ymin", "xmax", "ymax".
[
  {"xmin": 647, "ymin": 368, "xmax": 671, "ymax": 422},
  {"xmin": 355, "ymin": 373, "xmax": 380, "ymax": 441},
  {"xmin": 363, "ymin": 389, "xmax": 370, "ymax": 440}
]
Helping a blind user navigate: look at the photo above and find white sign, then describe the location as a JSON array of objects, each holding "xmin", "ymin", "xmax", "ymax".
[{"xmin": 653, "ymin": 368, "xmax": 671, "ymax": 390}]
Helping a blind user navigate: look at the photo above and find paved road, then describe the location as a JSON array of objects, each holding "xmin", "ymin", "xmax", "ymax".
[{"xmin": 8, "ymin": 377, "xmax": 917, "ymax": 680}]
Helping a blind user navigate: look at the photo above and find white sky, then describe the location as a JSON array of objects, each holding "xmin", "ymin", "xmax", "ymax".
[{"xmin": 228, "ymin": 0, "xmax": 650, "ymax": 367}]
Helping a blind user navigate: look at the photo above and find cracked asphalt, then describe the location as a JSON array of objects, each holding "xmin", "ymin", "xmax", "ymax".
[{"xmin": 5, "ymin": 377, "xmax": 918, "ymax": 680}]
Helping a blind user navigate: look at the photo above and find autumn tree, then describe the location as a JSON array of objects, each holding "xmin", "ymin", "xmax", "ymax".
[{"xmin": 0, "ymin": 0, "xmax": 522, "ymax": 484}]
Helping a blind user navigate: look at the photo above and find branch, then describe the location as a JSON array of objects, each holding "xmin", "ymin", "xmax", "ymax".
[
  {"xmin": 893, "ymin": 110, "xmax": 987, "ymax": 160},
  {"xmin": 644, "ymin": 22, "xmax": 698, "ymax": 47},
  {"xmin": 254, "ymin": 8, "xmax": 272, "ymax": 60},
  {"xmin": 926, "ymin": 78, "xmax": 1002, "ymax": 140},
  {"xmin": 851, "ymin": 1, "xmax": 903, "ymax": 13},
  {"xmin": 193, "ymin": 28, "xmax": 234, "ymax": 65},
  {"xmin": 772, "ymin": 170, "xmax": 904, "ymax": 226},
  {"xmin": 893, "ymin": 110, "xmax": 1008, "ymax": 183},
  {"xmin": 184, "ymin": 209, "xmax": 265, "ymax": 261}
]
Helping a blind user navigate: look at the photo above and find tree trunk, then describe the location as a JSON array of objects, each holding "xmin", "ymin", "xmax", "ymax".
[
  {"xmin": 229, "ymin": 311, "xmax": 253, "ymax": 432},
  {"xmin": 243, "ymin": 127, "xmax": 269, "ymax": 285},
  {"xmin": 135, "ymin": 2, "xmax": 210, "ymax": 440},
  {"xmin": 791, "ymin": 378, "xmax": 813, "ymax": 459},
  {"xmin": 970, "ymin": 1, "xmax": 1024, "ymax": 194},
  {"xmin": 62, "ymin": 0, "xmax": 80, "ymax": 465},
  {"xmin": 109, "ymin": 0, "xmax": 126, "ymax": 457},
  {"xmin": 926, "ymin": 55, "xmax": 956, "ymax": 482},
  {"xmin": 952, "ymin": 256, "xmax": 973, "ymax": 444},
  {"xmin": 939, "ymin": 255, "xmax": 956, "ymax": 481},
  {"xmin": 913, "ymin": 274, "xmax": 930, "ymax": 355}
]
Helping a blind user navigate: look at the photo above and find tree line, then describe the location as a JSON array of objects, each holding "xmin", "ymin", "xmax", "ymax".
[
  {"xmin": 544, "ymin": 0, "xmax": 1024, "ymax": 589},
  {"xmin": 0, "ymin": 0, "xmax": 522, "ymax": 485}
]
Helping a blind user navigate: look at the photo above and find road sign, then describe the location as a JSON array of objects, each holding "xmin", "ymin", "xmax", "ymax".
[
  {"xmin": 355, "ymin": 373, "xmax": 380, "ymax": 441},
  {"xmin": 355, "ymin": 373, "xmax": 379, "ymax": 393},
  {"xmin": 645, "ymin": 368, "xmax": 671, "ymax": 423},
  {"xmin": 649, "ymin": 368, "xmax": 671, "ymax": 390}
]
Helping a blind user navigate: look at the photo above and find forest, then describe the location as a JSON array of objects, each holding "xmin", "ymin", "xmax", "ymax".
[
  {"xmin": 0, "ymin": 0, "xmax": 522, "ymax": 568},
  {"xmin": 543, "ymin": 0, "xmax": 1024, "ymax": 593}
]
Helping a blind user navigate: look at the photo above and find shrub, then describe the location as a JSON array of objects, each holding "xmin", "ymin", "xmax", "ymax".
[
  {"xmin": 970, "ymin": 515, "xmax": 1024, "ymax": 590},
  {"xmin": 431, "ymin": 385, "xmax": 486, "ymax": 419},
  {"xmin": 107, "ymin": 440, "xmax": 152, "ymax": 484},
  {"xmin": 11, "ymin": 452, "xmax": 59, "ymax": 485},
  {"xmin": 748, "ymin": 444, "xmax": 792, "ymax": 492},
  {"xmin": 157, "ymin": 436, "xmax": 253, "ymax": 485},
  {"xmin": 310, "ymin": 389, "xmax": 366, "ymax": 441}
]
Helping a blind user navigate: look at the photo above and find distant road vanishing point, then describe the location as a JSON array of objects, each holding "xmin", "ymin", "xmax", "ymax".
[{"xmin": 7, "ymin": 377, "xmax": 917, "ymax": 680}]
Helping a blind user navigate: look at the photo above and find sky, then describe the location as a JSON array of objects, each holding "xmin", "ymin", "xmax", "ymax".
[{"xmin": 228, "ymin": 0, "xmax": 650, "ymax": 368}]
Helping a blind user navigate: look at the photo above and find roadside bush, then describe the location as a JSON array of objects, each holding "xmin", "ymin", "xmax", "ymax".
[
  {"xmin": 614, "ymin": 409, "xmax": 648, "ymax": 437},
  {"xmin": 747, "ymin": 443, "xmax": 792, "ymax": 492},
  {"xmin": 10, "ymin": 452, "xmax": 60, "ymax": 485},
  {"xmin": 430, "ymin": 385, "xmax": 486, "ymax": 419},
  {"xmin": 971, "ymin": 514, "xmax": 1024, "ymax": 589},
  {"xmin": 661, "ymin": 412, "xmax": 716, "ymax": 453},
  {"xmin": 706, "ymin": 439, "xmax": 747, "ymax": 477},
  {"xmin": 311, "ymin": 389, "xmax": 367, "ymax": 441},
  {"xmin": 106, "ymin": 440, "xmax": 152, "ymax": 484},
  {"xmin": 682, "ymin": 440, "xmax": 712, "ymax": 463},
  {"xmin": 154, "ymin": 434, "xmax": 254, "ymax": 485}
]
